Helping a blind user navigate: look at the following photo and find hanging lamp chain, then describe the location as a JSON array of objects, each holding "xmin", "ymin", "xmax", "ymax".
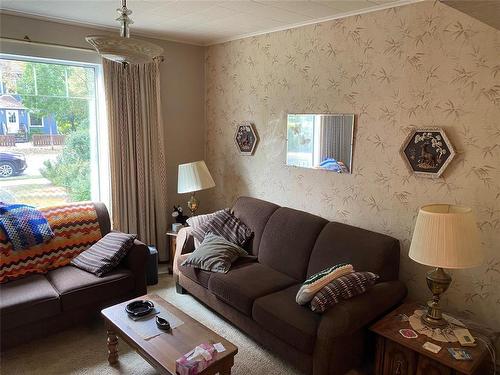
[{"xmin": 116, "ymin": 0, "xmax": 133, "ymax": 38}]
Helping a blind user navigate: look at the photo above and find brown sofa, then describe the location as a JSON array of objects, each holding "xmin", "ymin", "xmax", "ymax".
[
  {"xmin": 0, "ymin": 202, "xmax": 148, "ymax": 350},
  {"xmin": 174, "ymin": 196, "xmax": 407, "ymax": 375}
]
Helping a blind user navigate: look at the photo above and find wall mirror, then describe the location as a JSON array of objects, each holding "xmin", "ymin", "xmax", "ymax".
[{"xmin": 286, "ymin": 114, "xmax": 355, "ymax": 173}]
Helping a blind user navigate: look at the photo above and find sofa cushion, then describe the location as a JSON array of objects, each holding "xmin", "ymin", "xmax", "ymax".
[
  {"xmin": 232, "ymin": 197, "xmax": 280, "ymax": 255},
  {"xmin": 307, "ymin": 222, "xmax": 400, "ymax": 282},
  {"xmin": 258, "ymin": 207, "xmax": 328, "ymax": 281},
  {"xmin": 253, "ymin": 284, "xmax": 321, "ymax": 354},
  {"xmin": 208, "ymin": 263, "xmax": 296, "ymax": 315},
  {"xmin": 178, "ymin": 252, "xmax": 258, "ymax": 289},
  {"xmin": 0, "ymin": 274, "xmax": 60, "ymax": 330},
  {"xmin": 46, "ymin": 265, "xmax": 134, "ymax": 310}
]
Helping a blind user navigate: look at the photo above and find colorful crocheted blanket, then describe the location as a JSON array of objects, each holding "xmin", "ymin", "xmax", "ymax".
[
  {"xmin": 0, "ymin": 202, "xmax": 103, "ymax": 283},
  {"xmin": 0, "ymin": 203, "xmax": 54, "ymax": 251}
]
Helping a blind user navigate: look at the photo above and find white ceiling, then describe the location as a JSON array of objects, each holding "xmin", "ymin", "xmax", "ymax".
[{"xmin": 0, "ymin": 0, "xmax": 419, "ymax": 46}]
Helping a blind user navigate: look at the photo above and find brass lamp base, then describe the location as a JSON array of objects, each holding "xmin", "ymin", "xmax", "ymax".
[
  {"xmin": 421, "ymin": 267, "xmax": 452, "ymax": 328},
  {"xmin": 187, "ymin": 193, "xmax": 199, "ymax": 215}
]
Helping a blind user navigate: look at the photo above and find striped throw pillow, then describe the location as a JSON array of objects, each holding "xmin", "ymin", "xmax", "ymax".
[
  {"xmin": 310, "ymin": 271, "xmax": 379, "ymax": 313},
  {"xmin": 296, "ymin": 263, "xmax": 354, "ymax": 305},
  {"xmin": 188, "ymin": 209, "xmax": 227, "ymax": 247},
  {"xmin": 187, "ymin": 209, "xmax": 226, "ymax": 229},
  {"xmin": 195, "ymin": 209, "xmax": 252, "ymax": 248},
  {"xmin": 71, "ymin": 232, "xmax": 136, "ymax": 277}
]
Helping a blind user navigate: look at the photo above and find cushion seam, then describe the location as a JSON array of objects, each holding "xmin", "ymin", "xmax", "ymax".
[
  {"xmin": 303, "ymin": 221, "xmax": 330, "ymax": 278},
  {"xmin": 253, "ymin": 205, "xmax": 280, "ymax": 255},
  {"xmin": 2, "ymin": 295, "xmax": 60, "ymax": 313},
  {"xmin": 47, "ymin": 274, "xmax": 131, "ymax": 296}
]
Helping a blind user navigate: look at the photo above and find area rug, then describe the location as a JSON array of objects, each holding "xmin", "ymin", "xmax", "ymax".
[{"xmin": 1, "ymin": 275, "xmax": 304, "ymax": 375}]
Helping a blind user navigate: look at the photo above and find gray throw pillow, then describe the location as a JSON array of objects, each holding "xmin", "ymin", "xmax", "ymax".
[
  {"xmin": 181, "ymin": 233, "xmax": 248, "ymax": 273},
  {"xmin": 71, "ymin": 232, "xmax": 136, "ymax": 277}
]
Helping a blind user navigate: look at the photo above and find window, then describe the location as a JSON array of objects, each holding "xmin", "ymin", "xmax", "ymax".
[
  {"xmin": 286, "ymin": 114, "xmax": 315, "ymax": 168},
  {"xmin": 29, "ymin": 113, "xmax": 43, "ymax": 127},
  {"xmin": 0, "ymin": 55, "xmax": 109, "ymax": 208},
  {"xmin": 7, "ymin": 111, "xmax": 17, "ymax": 123}
]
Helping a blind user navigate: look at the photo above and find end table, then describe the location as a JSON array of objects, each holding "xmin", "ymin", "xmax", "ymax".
[{"xmin": 370, "ymin": 302, "xmax": 491, "ymax": 375}]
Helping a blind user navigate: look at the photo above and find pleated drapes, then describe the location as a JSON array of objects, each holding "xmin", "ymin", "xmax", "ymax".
[{"xmin": 103, "ymin": 59, "xmax": 167, "ymax": 259}]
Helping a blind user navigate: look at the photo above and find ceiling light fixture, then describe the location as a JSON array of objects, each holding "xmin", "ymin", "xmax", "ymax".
[{"xmin": 86, "ymin": 0, "xmax": 163, "ymax": 65}]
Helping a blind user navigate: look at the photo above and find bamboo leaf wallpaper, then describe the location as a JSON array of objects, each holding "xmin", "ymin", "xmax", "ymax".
[{"xmin": 204, "ymin": 1, "xmax": 500, "ymax": 336}]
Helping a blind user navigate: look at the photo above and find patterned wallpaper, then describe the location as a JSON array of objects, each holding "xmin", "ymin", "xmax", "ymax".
[{"xmin": 204, "ymin": 1, "xmax": 500, "ymax": 334}]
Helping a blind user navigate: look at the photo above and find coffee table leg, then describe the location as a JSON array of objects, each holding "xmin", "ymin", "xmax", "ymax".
[
  {"xmin": 107, "ymin": 329, "xmax": 119, "ymax": 365},
  {"xmin": 219, "ymin": 359, "xmax": 233, "ymax": 375}
]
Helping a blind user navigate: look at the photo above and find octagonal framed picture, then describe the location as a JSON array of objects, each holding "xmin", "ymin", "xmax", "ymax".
[
  {"xmin": 234, "ymin": 121, "xmax": 259, "ymax": 156},
  {"xmin": 400, "ymin": 127, "xmax": 455, "ymax": 178}
]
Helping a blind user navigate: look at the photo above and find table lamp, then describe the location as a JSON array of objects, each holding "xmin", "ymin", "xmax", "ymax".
[
  {"xmin": 177, "ymin": 160, "xmax": 215, "ymax": 215},
  {"xmin": 409, "ymin": 204, "xmax": 483, "ymax": 328}
]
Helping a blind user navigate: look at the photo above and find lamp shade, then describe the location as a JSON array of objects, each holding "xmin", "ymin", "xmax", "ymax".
[
  {"xmin": 409, "ymin": 204, "xmax": 483, "ymax": 269},
  {"xmin": 177, "ymin": 161, "xmax": 215, "ymax": 194}
]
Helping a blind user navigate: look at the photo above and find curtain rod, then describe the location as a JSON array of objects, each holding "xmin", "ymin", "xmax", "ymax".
[
  {"xmin": 0, "ymin": 36, "xmax": 96, "ymax": 53},
  {"xmin": 0, "ymin": 36, "xmax": 165, "ymax": 62}
]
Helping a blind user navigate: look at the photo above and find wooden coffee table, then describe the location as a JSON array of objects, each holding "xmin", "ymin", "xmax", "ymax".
[{"xmin": 102, "ymin": 294, "xmax": 238, "ymax": 374}]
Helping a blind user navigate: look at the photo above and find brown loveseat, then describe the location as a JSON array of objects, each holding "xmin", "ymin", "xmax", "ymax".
[
  {"xmin": 0, "ymin": 202, "xmax": 148, "ymax": 350},
  {"xmin": 174, "ymin": 196, "xmax": 407, "ymax": 375}
]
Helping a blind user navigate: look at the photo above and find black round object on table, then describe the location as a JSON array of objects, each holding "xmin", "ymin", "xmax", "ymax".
[
  {"xmin": 156, "ymin": 316, "xmax": 171, "ymax": 331},
  {"xmin": 125, "ymin": 300, "xmax": 154, "ymax": 317}
]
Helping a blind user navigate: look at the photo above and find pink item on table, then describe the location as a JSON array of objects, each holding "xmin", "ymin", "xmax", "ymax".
[{"xmin": 175, "ymin": 343, "xmax": 217, "ymax": 375}]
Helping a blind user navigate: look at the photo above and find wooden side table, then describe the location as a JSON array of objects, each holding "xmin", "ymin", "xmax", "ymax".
[
  {"xmin": 370, "ymin": 303, "xmax": 491, "ymax": 375},
  {"xmin": 166, "ymin": 231, "xmax": 178, "ymax": 274}
]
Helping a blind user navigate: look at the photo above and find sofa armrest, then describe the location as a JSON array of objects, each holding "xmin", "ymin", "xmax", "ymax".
[
  {"xmin": 122, "ymin": 239, "xmax": 149, "ymax": 296},
  {"xmin": 173, "ymin": 227, "xmax": 195, "ymax": 277},
  {"xmin": 312, "ymin": 280, "xmax": 407, "ymax": 375},
  {"xmin": 317, "ymin": 280, "xmax": 407, "ymax": 340}
]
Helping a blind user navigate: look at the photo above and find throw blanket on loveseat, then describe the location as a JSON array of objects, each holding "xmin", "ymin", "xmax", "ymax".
[
  {"xmin": 0, "ymin": 202, "xmax": 103, "ymax": 283},
  {"xmin": 0, "ymin": 203, "xmax": 54, "ymax": 251}
]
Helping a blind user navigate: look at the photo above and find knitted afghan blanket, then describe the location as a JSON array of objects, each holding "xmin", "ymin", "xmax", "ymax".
[
  {"xmin": 0, "ymin": 202, "xmax": 103, "ymax": 283},
  {"xmin": 0, "ymin": 203, "xmax": 54, "ymax": 251}
]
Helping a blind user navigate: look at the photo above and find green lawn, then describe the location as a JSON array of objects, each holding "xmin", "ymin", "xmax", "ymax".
[{"xmin": 0, "ymin": 183, "xmax": 71, "ymax": 207}]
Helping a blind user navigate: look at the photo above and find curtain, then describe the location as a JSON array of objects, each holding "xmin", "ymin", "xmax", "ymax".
[
  {"xmin": 319, "ymin": 115, "xmax": 351, "ymax": 167},
  {"xmin": 103, "ymin": 59, "xmax": 167, "ymax": 259}
]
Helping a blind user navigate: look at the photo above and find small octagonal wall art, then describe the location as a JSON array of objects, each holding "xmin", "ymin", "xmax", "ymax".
[
  {"xmin": 234, "ymin": 121, "xmax": 259, "ymax": 156},
  {"xmin": 401, "ymin": 128, "xmax": 455, "ymax": 178}
]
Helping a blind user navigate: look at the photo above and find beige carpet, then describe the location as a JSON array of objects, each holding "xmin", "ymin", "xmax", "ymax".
[{"xmin": 1, "ymin": 275, "xmax": 306, "ymax": 375}]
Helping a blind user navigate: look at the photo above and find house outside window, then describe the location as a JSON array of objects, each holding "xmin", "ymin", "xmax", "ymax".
[
  {"xmin": 0, "ymin": 55, "xmax": 109, "ymax": 208},
  {"xmin": 28, "ymin": 113, "xmax": 43, "ymax": 127}
]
